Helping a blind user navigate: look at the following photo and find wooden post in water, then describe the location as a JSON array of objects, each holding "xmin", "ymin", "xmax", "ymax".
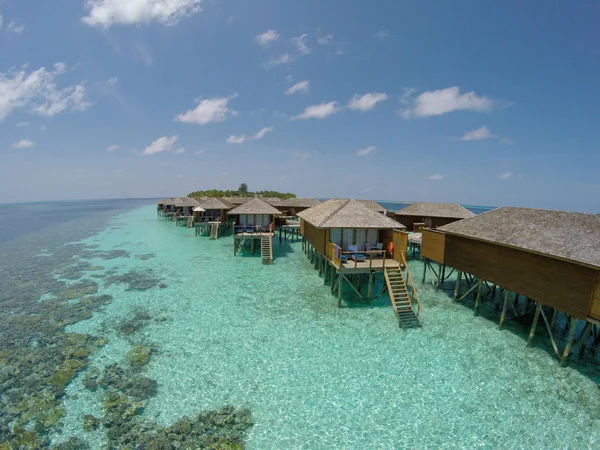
[
  {"xmin": 499, "ymin": 290, "xmax": 510, "ymax": 329},
  {"xmin": 560, "ymin": 317, "xmax": 579, "ymax": 366},
  {"xmin": 527, "ymin": 303, "xmax": 541, "ymax": 346},
  {"xmin": 330, "ymin": 267, "xmax": 335, "ymax": 292},
  {"xmin": 474, "ymin": 279, "xmax": 483, "ymax": 316},
  {"xmin": 422, "ymin": 258, "xmax": 428, "ymax": 284},
  {"xmin": 436, "ymin": 265, "xmax": 446, "ymax": 291},
  {"xmin": 367, "ymin": 271, "xmax": 374, "ymax": 301},
  {"xmin": 337, "ymin": 276, "xmax": 343, "ymax": 307},
  {"xmin": 453, "ymin": 271, "xmax": 463, "ymax": 300},
  {"xmin": 578, "ymin": 322, "xmax": 593, "ymax": 358}
]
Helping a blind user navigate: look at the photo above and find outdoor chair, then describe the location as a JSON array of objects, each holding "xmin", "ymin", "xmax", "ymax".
[{"xmin": 347, "ymin": 245, "xmax": 366, "ymax": 262}]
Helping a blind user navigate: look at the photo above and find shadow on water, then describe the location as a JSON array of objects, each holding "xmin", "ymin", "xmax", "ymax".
[{"xmin": 429, "ymin": 276, "xmax": 600, "ymax": 385}]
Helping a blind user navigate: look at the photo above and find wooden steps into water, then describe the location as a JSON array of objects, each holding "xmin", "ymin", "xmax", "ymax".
[
  {"xmin": 384, "ymin": 267, "xmax": 421, "ymax": 329},
  {"xmin": 261, "ymin": 236, "xmax": 273, "ymax": 264}
]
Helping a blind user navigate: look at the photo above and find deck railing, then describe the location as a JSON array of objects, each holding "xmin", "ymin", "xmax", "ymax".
[
  {"xmin": 401, "ymin": 252, "xmax": 422, "ymax": 314},
  {"xmin": 326, "ymin": 242, "xmax": 393, "ymax": 270},
  {"xmin": 233, "ymin": 224, "xmax": 273, "ymax": 235}
]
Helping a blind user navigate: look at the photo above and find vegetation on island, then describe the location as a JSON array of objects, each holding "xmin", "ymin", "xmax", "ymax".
[{"xmin": 188, "ymin": 183, "xmax": 296, "ymax": 200}]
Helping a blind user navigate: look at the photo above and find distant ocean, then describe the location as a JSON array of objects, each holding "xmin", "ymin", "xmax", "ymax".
[{"xmin": 0, "ymin": 198, "xmax": 598, "ymax": 448}]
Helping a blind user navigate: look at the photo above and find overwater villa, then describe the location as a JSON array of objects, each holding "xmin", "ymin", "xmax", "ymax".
[
  {"xmin": 395, "ymin": 202, "xmax": 475, "ymax": 231},
  {"xmin": 421, "ymin": 207, "xmax": 600, "ymax": 364},
  {"xmin": 193, "ymin": 198, "xmax": 234, "ymax": 239},
  {"xmin": 298, "ymin": 199, "xmax": 422, "ymax": 327},
  {"xmin": 394, "ymin": 202, "xmax": 476, "ymax": 256},
  {"xmin": 227, "ymin": 198, "xmax": 282, "ymax": 264},
  {"xmin": 279, "ymin": 198, "xmax": 321, "ymax": 216}
]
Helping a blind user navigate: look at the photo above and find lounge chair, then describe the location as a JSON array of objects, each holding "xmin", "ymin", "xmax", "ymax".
[{"xmin": 347, "ymin": 245, "xmax": 366, "ymax": 262}]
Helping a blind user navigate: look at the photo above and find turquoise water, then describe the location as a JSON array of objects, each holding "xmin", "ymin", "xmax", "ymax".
[{"xmin": 1, "ymin": 202, "xmax": 599, "ymax": 448}]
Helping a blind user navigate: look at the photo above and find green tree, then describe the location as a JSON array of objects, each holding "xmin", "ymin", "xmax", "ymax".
[{"xmin": 238, "ymin": 183, "xmax": 248, "ymax": 195}]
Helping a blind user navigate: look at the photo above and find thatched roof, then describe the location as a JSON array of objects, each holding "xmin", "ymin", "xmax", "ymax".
[
  {"xmin": 227, "ymin": 198, "xmax": 282, "ymax": 215},
  {"xmin": 222, "ymin": 197, "xmax": 252, "ymax": 205},
  {"xmin": 261, "ymin": 197, "xmax": 284, "ymax": 206},
  {"xmin": 357, "ymin": 200, "xmax": 387, "ymax": 213},
  {"xmin": 178, "ymin": 197, "xmax": 200, "ymax": 207},
  {"xmin": 438, "ymin": 207, "xmax": 600, "ymax": 268},
  {"xmin": 157, "ymin": 198, "xmax": 174, "ymax": 205},
  {"xmin": 198, "ymin": 198, "xmax": 233, "ymax": 210},
  {"xmin": 281, "ymin": 198, "xmax": 321, "ymax": 208},
  {"xmin": 396, "ymin": 202, "xmax": 475, "ymax": 219},
  {"xmin": 298, "ymin": 199, "xmax": 405, "ymax": 229}
]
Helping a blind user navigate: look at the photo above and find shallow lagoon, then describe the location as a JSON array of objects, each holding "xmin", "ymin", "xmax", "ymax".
[{"xmin": 1, "ymin": 202, "xmax": 599, "ymax": 448}]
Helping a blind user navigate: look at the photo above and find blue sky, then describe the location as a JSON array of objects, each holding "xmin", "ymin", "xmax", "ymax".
[{"xmin": 1, "ymin": 0, "xmax": 599, "ymax": 212}]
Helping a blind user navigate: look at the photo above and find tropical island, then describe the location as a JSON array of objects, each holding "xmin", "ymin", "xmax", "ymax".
[{"xmin": 188, "ymin": 183, "xmax": 296, "ymax": 200}]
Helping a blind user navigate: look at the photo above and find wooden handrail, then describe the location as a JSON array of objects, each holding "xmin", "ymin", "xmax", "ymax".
[{"xmin": 401, "ymin": 252, "xmax": 422, "ymax": 312}]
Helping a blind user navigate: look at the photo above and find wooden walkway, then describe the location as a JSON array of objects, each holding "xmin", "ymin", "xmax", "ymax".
[{"xmin": 261, "ymin": 236, "xmax": 273, "ymax": 264}]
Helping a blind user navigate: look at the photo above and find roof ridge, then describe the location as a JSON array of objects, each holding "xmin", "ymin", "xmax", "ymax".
[{"xmin": 318, "ymin": 199, "xmax": 352, "ymax": 227}]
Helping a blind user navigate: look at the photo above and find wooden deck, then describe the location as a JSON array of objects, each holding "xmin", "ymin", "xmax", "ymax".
[
  {"xmin": 234, "ymin": 232, "xmax": 274, "ymax": 238},
  {"xmin": 336, "ymin": 258, "xmax": 401, "ymax": 273}
]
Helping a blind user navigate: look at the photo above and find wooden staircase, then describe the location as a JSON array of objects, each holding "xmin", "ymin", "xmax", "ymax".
[
  {"xmin": 261, "ymin": 236, "xmax": 273, "ymax": 264},
  {"xmin": 210, "ymin": 223, "xmax": 219, "ymax": 240},
  {"xmin": 385, "ymin": 266, "xmax": 421, "ymax": 328}
]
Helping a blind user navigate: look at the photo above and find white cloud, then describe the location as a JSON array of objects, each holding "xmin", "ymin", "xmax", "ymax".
[
  {"xmin": 193, "ymin": 149, "xmax": 207, "ymax": 154},
  {"xmin": 82, "ymin": 0, "xmax": 203, "ymax": 28},
  {"xmin": 292, "ymin": 150, "xmax": 310, "ymax": 160},
  {"xmin": 264, "ymin": 53, "xmax": 293, "ymax": 68},
  {"xmin": 291, "ymin": 34, "xmax": 310, "ymax": 54},
  {"xmin": 286, "ymin": 80, "xmax": 309, "ymax": 95},
  {"xmin": 255, "ymin": 29, "xmax": 279, "ymax": 47},
  {"xmin": 133, "ymin": 42, "xmax": 153, "ymax": 65},
  {"xmin": 426, "ymin": 173, "xmax": 444, "ymax": 180},
  {"xmin": 11, "ymin": 138, "xmax": 34, "ymax": 149},
  {"xmin": 459, "ymin": 126, "xmax": 496, "ymax": 141},
  {"xmin": 142, "ymin": 136, "xmax": 178, "ymax": 155},
  {"xmin": 106, "ymin": 144, "xmax": 119, "ymax": 152},
  {"xmin": 498, "ymin": 172, "xmax": 513, "ymax": 179},
  {"xmin": 7, "ymin": 21, "xmax": 25, "ymax": 34},
  {"xmin": 318, "ymin": 34, "xmax": 333, "ymax": 45},
  {"xmin": 226, "ymin": 126, "xmax": 274, "ymax": 144},
  {"xmin": 348, "ymin": 92, "xmax": 388, "ymax": 111},
  {"xmin": 0, "ymin": 64, "xmax": 91, "ymax": 121},
  {"xmin": 500, "ymin": 137, "xmax": 513, "ymax": 145},
  {"xmin": 280, "ymin": 175, "xmax": 285, "ymax": 180},
  {"xmin": 374, "ymin": 30, "xmax": 391, "ymax": 39},
  {"xmin": 16, "ymin": 122, "xmax": 29, "ymax": 127},
  {"xmin": 173, "ymin": 147, "xmax": 186, "ymax": 154},
  {"xmin": 356, "ymin": 146, "xmax": 376, "ymax": 156},
  {"xmin": 106, "ymin": 77, "xmax": 118, "ymax": 87},
  {"xmin": 400, "ymin": 86, "xmax": 494, "ymax": 118},
  {"xmin": 175, "ymin": 93, "xmax": 238, "ymax": 125},
  {"xmin": 0, "ymin": 11, "xmax": 3, "ymax": 30},
  {"xmin": 292, "ymin": 101, "xmax": 339, "ymax": 120},
  {"xmin": 39, "ymin": 125, "xmax": 47, "ymax": 131}
]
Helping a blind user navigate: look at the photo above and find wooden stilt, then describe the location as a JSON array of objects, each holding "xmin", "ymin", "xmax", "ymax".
[
  {"xmin": 499, "ymin": 290, "xmax": 510, "ymax": 329},
  {"xmin": 474, "ymin": 279, "xmax": 483, "ymax": 316},
  {"xmin": 453, "ymin": 271, "xmax": 463, "ymax": 300},
  {"xmin": 337, "ymin": 276, "xmax": 343, "ymax": 307},
  {"xmin": 520, "ymin": 296, "xmax": 528, "ymax": 315},
  {"xmin": 551, "ymin": 309, "xmax": 559, "ymax": 328},
  {"xmin": 578, "ymin": 322, "xmax": 593, "ymax": 358},
  {"xmin": 367, "ymin": 271, "xmax": 374, "ymax": 301},
  {"xmin": 422, "ymin": 258, "xmax": 428, "ymax": 284},
  {"xmin": 436, "ymin": 264, "xmax": 446, "ymax": 291},
  {"xmin": 560, "ymin": 317, "xmax": 579, "ymax": 366},
  {"xmin": 330, "ymin": 266, "xmax": 335, "ymax": 292},
  {"xmin": 527, "ymin": 303, "xmax": 541, "ymax": 346}
]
